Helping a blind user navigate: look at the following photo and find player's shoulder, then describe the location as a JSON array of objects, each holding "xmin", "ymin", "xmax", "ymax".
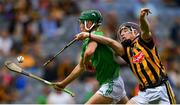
[{"xmin": 137, "ymin": 36, "xmax": 155, "ymax": 49}]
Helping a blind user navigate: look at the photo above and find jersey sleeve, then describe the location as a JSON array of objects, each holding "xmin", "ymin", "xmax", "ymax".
[{"xmin": 138, "ymin": 35, "xmax": 155, "ymax": 49}]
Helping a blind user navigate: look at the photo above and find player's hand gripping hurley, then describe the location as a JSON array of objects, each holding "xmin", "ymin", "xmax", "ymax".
[{"xmin": 4, "ymin": 61, "xmax": 75, "ymax": 97}]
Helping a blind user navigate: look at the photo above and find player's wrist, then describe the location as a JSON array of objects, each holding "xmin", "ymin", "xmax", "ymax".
[{"xmin": 61, "ymin": 81, "xmax": 68, "ymax": 87}]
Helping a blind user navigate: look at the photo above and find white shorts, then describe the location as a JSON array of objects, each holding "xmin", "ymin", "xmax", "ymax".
[
  {"xmin": 96, "ymin": 76, "xmax": 126, "ymax": 103},
  {"xmin": 131, "ymin": 81, "xmax": 176, "ymax": 104}
]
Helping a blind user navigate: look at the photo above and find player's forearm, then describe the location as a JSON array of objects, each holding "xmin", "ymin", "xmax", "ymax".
[
  {"xmin": 90, "ymin": 34, "xmax": 124, "ymax": 56},
  {"xmin": 83, "ymin": 41, "xmax": 97, "ymax": 64},
  {"xmin": 61, "ymin": 64, "xmax": 84, "ymax": 86},
  {"xmin": 90, "ymin": 34, "xmax": 114, "ymax": 46},
  {"xmin": 140, "ymin": 15, "xmax": 150, "ymax": 34},
  {"xmin": 140, "ymin": 15, "xmax": 152, "ymax": 40},
  {"xmin": 84, "ymin": 54, "xmax": 91, "ymax": 65}
]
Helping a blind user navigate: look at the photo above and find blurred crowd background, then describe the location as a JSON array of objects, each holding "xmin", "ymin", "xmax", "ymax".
[{"xmin": 0, "ymin": 0, "xmax": 180, "ymax": 104}]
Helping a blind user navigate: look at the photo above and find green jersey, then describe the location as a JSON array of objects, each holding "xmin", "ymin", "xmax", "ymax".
[{"xmin": 81, "ymin": 31, "xmax": 120, "ymax": 85}]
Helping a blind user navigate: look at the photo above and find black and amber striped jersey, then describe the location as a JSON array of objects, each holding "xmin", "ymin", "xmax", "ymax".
[{"xmin": 122, "ymin": 36, "xmax": 167, "ymax": 88}]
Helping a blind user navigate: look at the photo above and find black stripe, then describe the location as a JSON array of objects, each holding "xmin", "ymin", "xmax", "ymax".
[
  {"xmin": 154, "ymin": 47, "xmax": 160, "ymax": 59},
  {"xmin": 142, "ymin": 44, "xmax": 156, "ymax": 63},
  {"xmin": 160, "ymin": 69, "xmax": 167, "ymax": 80},
  {"xmin": 136, "ymin": 47, "xmax": 141, "ymax": 52},
  {"xmin": 138, "ymin": 36, "xmax": 154, "ymax": 49},
  {"xmin": 145, "ymin": 46, "xmax": 167, "ymax": 79},
  {"xmin": 143, "ymin": 45, "xmax": 163, "ymax": 72},
  {"xmin": 133, "ymin": 63, "xmax": 145, "ymax": 86},
  {"xmin": 167, "ymin": 82, "xmax": 176, "ymax": 104},
  {"xmin": 155, "ymin": 47, "xmax": 167, "ymax": 78},
  {"xmin": 155, "ymin": 48, "xmax": 167, "ymax": 78},
  {"xmin": 146, "ymin": 59, "xmax": 159, "ymax": 83},
  {"xmin": 129, "ymin": 48, "xmax": 144, "ymax": 86},
  {"xmin": 139, "ymin": 42, "xmax": 164, "ymax": 76},
  {"xmin": 139, "ymin": 63, "xmax": 153, "ymax": 86},
  {"xmin": 155, "ymin": 47, "xmax": 164, "ymax": 69},
  {"xmin": 165, "ymin": 82, "xmax": 173, "ymax": 104},
  {"xmin": 139, "ymin": 42, "xmax": 165, "ymax": 77}
]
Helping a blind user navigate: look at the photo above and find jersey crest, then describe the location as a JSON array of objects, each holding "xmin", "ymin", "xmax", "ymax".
[{"xmin": 132, "ymin": 51, "xmax": 144, "ymax": 63}]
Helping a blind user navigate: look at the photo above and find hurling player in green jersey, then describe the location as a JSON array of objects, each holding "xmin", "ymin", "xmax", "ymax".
[{"xmin": 52, "ymin": 10, "xmax": 128, "ymax": 104}]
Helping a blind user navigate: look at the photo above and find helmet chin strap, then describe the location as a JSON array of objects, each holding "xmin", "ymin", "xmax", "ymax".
[
  {"xmin": 132, "ymin": 33, "xmax": 140, "ymax": 42},
  {"xmin": 121, "ymin": 27, "xmax": 140, "ymax": 47},
  {"xmin": 84, "ymin": 20, "xmax": 95, "ymax": 32},
  {"xmin": 131, "ymin": 27, "xmax": 140, "ymax": 45}
]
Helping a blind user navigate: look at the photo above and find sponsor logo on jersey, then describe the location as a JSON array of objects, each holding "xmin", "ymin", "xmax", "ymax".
[{"xmin": 132, "ymin": 52, "xmax": 144, "ymax": 63}]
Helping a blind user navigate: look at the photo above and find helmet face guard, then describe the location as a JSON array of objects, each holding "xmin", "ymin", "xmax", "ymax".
[
  {"xmin": 117, "ymin": 22, "xmax": 141, "ymax": 47},
  {"xmin": 79, "ymin": 10, "xmax": 103, "ymax": 32},
  {"xmin": 118, "ymin": 22, "xmax": 141, "ymax": 36}
]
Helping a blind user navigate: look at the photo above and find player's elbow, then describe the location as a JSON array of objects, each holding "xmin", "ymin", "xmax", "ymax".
[{"xmin": 141, "ymin": 31, "xmax": 152, "ymax": 40}]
